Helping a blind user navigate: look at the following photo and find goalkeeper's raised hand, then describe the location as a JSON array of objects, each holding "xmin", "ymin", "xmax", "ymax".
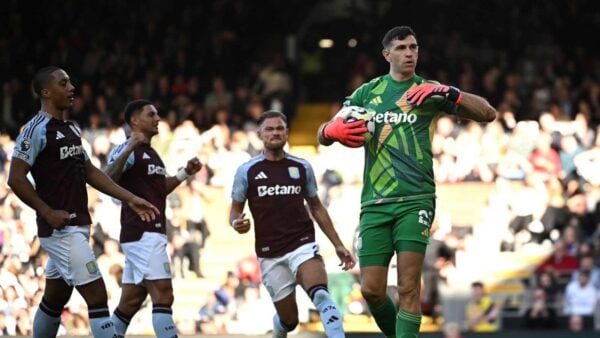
[
  {"xmin": 323, "ymin": 117, "xmax": 368, "ymax": 148},
  {"xmin": 406, "ymin": 83, "xmax": 463, "ymax": 107}
]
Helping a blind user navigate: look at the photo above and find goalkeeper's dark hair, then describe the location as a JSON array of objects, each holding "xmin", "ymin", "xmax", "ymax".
[
  {"xmin": 382, "ymin": 26, "xmax": 417, "ymax": 49},
  {"xmin": 124, "ymin": 99, "xmax": 153, "ymax": 124},
  {"xmin": 32, "ymin": 66, "xmax": 62, "ymax": 97},
  {"xmin": 257, "ymin": 110, "xmax": 287, "ymax": 127}
]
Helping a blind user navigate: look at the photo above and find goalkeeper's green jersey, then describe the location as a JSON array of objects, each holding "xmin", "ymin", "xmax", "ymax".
[{"xmin": 345, "ymin": 74, "xmax": 456, "ymax": 208}]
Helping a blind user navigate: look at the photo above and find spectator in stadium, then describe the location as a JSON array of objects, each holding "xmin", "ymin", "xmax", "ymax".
[
  {"xmin": 7, "ymin": 66, "xmax": 159, "ymax": 338},
  {"xmin": 96, "ymin": 238, "xmax": 125, "ymax": 278},
  {"xmin": 204, "ymin": 76, "xmax": 233, "ymax": 117},
  {"xmin": 0, "ymin": 311, "xmax": 8, "ymax": 335},
  {"xmin": 317, "ymin": 25, "xmax": 496, "ymax": 338},
  {"xmin": 442, "ymin": 321, "xmax": 464, "ymax": 338},
  {"xmin": 170, "ymin": 226, "xmax": 204, "ymax": 278},
  {"xmin": 536, "ymin": 271, "xmax": 561, "ymax": 310},
  {"xmin": 464, "ymin": 281, "xmax": 499, "ymax": 332},
  {"xmin": 522, "ymin": 287, "xmax": 557, "ymax": 329},
  {"xmin": 528, "ymin": 132, "xmax": 561, "ymax": 181},
  {"xmin": 568, "ymin": 313, "xmax": 585, "ymax": 332},
  {"xmin": 230, "ymin": 110, "xmax": 356, "ymax": 338},
  {"xmin": 535, "ymin": 240, "xmax": 579, "ymax": 283},
  {"xmin": 563, "ymin": 270, "xmax": 599, "ymax": 317},
  {"xmin": 571, "ymin": 255, "xmax": 600, "ymax": 289},
  {"xmin": 236, "ymin": 253, "xmax": 262, "ymax": 287},
  {"xmin": 558, "ymin": 134, "xmax": 583, "ymax": 181},
  {"xmin": 197, "ymin": 291, "xmax": 228, "ymax": 334},
  {"xmin": 104, "ymin": 99, "xmax": 202, "ymax": 338},
  {"xmin": 573, "ymin": 127, "xmax": 600, "ymax": 186}
]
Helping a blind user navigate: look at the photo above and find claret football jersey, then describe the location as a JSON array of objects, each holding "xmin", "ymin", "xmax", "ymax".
[
  {"xmin": 107, "ymin": 141, "xmax": 167, "ymax": 243},
  {"xmin": 232, "ymin": 152, "xmax": 319, "ymax": 258},
  {"xmin": 13, "ymin": 111, "xmax": 91, "ymax": 237}
]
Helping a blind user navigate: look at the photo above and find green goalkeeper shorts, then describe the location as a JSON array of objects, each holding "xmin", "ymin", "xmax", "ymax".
[{"xmin": 357, "ymin": 198, "xmax": 435, "ymax": 267}]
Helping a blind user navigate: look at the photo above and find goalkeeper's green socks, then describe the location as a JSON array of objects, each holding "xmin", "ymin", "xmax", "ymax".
[
  {"xmin": 396, "ymin": 308, "xmax": 421, "ymax": 338},
  {"xmin": 366, "ymin": 296, "xmax": 396, "ymax": 337}
]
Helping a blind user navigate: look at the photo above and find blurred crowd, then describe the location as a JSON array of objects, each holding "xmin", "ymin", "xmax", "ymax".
[{"xmin": 1, "ymin": 0, "xmax": 600, "ymax": 335}]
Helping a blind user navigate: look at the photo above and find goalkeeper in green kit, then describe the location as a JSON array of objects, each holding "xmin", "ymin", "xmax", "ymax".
[{"xmin": 317, "ymin": 26, "xmax": 496, "ymax": 337}]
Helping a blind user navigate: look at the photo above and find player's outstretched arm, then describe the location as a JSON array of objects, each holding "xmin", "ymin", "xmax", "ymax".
[
  {"xmin": 456, "ymin": 92, "xmax": 497, "ymax": 123},
  {"xmin": 306, "ymin": 196, "xmax": 356, "ymax": 271},
  {"xmin": 406, "ymin": 83, "xmax": 496, "ymax": 123},
  {"xmin": 8, "ymin": 158, "xmax": 70, "ymax": 227},
  {"xmin": 85, "ymin": 160, "xmax": 159, "ymax": 221}
]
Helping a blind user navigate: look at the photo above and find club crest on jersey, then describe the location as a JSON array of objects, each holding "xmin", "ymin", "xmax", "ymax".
[
  {"xmin": 288, "ymin": 167, "xmax": 300, "ymax": 179},
  {"xmin": 86, "ymin": 261, "xmax": 99, "ymax": 275},
  {"xmin": 164, "ymin": 263, "xmax": 171, "ymax": 274}
]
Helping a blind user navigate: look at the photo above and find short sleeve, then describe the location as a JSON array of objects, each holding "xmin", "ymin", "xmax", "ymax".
[
  {"xmin": 231, "ymin": 164, "xmax": 249, "ymax": 202},
  {"xmin": 107, "ymin": 142, "xmax": 135, "ymax": 172},
  {"xmin": 12, "ymin": 122, "xmax": 47, "ymax": 166},
  {"xmin": 303, "ymin": 161, "xmax": 318, "ymax": 198}
]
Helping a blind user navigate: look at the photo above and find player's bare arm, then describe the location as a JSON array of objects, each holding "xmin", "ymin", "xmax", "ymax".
[
  {"xmin": 85, "ymin": 160, "xmax": 159, "ymax": 222},
  {"xmin": 306, "ymin": 195, "xmax": 356, "ymax": 270},
  {"xmin": 7, "ymin": 158, "xmax": 70, "ymax": 228},
  {"xmin": 406, "ymin": 82, "xmax": 496, "ymax": 123},
  {"xmin": 165, "ymin": 157, "xmax": 203, "ymax": 193},
  {"xmin": 456, "ymin": 92, "xmax": 497, "ymax": 122},
  {"xmin": 104, "ymin": 131, "xmax": 145, "ymax": 182},
  {"xmin": 230, "ymin": 201, "xmax": 251, "ymax": 234}
]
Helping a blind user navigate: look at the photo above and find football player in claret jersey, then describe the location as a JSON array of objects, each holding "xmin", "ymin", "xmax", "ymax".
[
  {"xmin": 318, "ymin": 26, "xmax": 496, "ymax": 337},
  {"xmin": 230, "ymin": 110, "xmax": 356, "ymax": 338},
  {"xmin": 7, "ymin": 66, "xmax": 159, "ymax": 338},
  {"xmin": 104, "ymin": 99, "xmax": 202, "ymax": 338}
]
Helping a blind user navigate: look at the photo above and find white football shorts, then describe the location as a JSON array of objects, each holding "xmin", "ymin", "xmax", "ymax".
[
  {"xmin": 121, "ymin": 232, "xmax": 172, "ymax": 285},
  {"xmin": 259, "ymin": 242, "xmax": 321, "ymax": 302},
  {"xmin": 40, "ymin": 225, "xmax": 102, "ymax": 286}
]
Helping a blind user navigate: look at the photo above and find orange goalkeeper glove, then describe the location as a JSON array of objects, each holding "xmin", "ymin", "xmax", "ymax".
[
  {"xmin": 406, "ymin": 83, "xmax": 463, "ymax": 107},
  {"xmin": 323, "ymin": 117, "xmax": 368, "ymax": 148}
]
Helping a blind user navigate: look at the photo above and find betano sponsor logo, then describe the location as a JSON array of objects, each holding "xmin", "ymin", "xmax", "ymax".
[
  {"xmin": 257, "ymin": 185, "xmax": 301, "ymax": 197},
  {"xmin": 147, "ymin": 164, "xmax": 166, "ymax": 176},
  {"xmin": 374, "ymin": 111, "xmax": 417, "ymax": 124},
  {"xmin": 59, "ymin": 144, "xmax": 84, "ymax": 159}
]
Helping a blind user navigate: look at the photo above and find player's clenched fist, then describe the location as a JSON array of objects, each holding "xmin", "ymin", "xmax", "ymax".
[
  {"xmin": 185, "ymin": 157, "xmax": 203, "ymax": 176},
  {"xmin": 232, "ymin": 212, "xmax": 251, "ymax": 234}
]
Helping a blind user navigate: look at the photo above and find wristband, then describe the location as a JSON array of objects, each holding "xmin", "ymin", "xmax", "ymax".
[
  {"xmin": 449, "ymin": 86, "xmax": 463, "ymax": 105},
  {"xmin": 176, "ymin": 167, "xmax": 190, "ymax": 182}
]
